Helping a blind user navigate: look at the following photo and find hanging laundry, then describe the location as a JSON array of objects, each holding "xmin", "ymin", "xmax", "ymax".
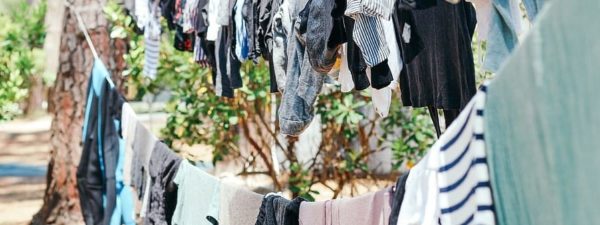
[
  {"xmin": 395, "ymin": 0, "xmax": 477, "ymax": 129},
  {"xmin": 483, "ymin": 0, "xmax": 532, "ymax": 72},
  {"xmin": 396, "ymin": 84, "xmax": 495, "ymax": 225},
  {"xmin": 389, "ymin": 172, "xmax": 410, "ymax": 225},
  {"xmin": 215, "ymin": 27, "xmax": 236, "ymax": 98},
  {"xmin": 485, "ymin": 1, "xmax": 599, "ymax": 223},
  {"xmin": 78, "ymin": 60, "xmax": 114, "ymax": 225},
  {"xmin": 254, "ymin": 195, "xmax": 305, "ymax": 225},
  {"xmin": 271, "ymin": 0, "xmax": 291, "ymax": 92},
  {"xmin": 172, "ymin": 160, "xmax": 220, "ymax": 225},
  {"xmin": 143, "ymin": 141, "xmax": 182, "ymax": 225},
  {"xmin": 344, "ymin": 0, "xmax": 393, "ymax": 67},
  {"xmin": 143, "ymin": 5, "xmax": 161, "ymax": 79},
  {"xmin": 298, "ymin": 188, "xmax": 392, "ymax": 225},
  {"xmin": 521, "ymin": 0, "xmax": 545, "ymax": 20},
  {"xmin": 305, "ymin": 0, "xmax": 346, "ymax": 74},
  {"xmin": 278, "ymin": 0, "xmax": 326, "ymax": 136},
  {"xmin": 395, "ymin": 153, "xmax": 440, "ymax": 225},
  {"xmin": 233, "ymin": 0, "xmax": 249, "ymax": 61},
  {"xmin": 135, "ymin": 0, "xmax": 151, "ymax": 29},
  {"xmin": 121, "ymin": 104, "xmax": 137, "ymax": 195},
  {"xmin": 342, "ymin": 16, "xmax": 370, "ymax": 91},
  {"xmin": 78, "ymin": 60, "xmax": 135, "ymax": 225},
  {"xmin": 338, "ymin": 44, "xmax": 355, "ymax": 92},
  {"xmin": 218, "ymin": 179, "xmax": 263, "ymax": 225},
  {"xmin": 130, "ymin": 120, "xmax": 158, "ymax": 219}
]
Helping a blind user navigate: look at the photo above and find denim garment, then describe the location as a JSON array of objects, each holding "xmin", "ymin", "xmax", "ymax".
[
  {"xmin": 306, "ymin": 0, "xmax": 344, "ymax": 74},
  {"xmin": 483, "ymin": 0, "xmax": 521, "ymax": 72},
  {"xmin": 279, "ymin": 0, "xmax": 324, "ymax": 136},
  {"xmin": 522, "ymin": 0, "xmax": 545, "ymax": 20},
  {"xmin": 272, "ymin": 0, "xmax": 292, "ymax": 92}
]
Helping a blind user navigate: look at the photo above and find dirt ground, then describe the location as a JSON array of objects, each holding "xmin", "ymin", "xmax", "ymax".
[{"xmin": 0, "ymin": 116, "xmax": 51, "ymax": 225}]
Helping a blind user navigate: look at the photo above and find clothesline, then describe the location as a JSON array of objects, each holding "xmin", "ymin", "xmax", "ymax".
[
  {"xmin": 64, "ymin": 0, "xmax": 115, "ymax": 87},
  {"xmin": 73, "ymin": 0, "xmax": 548, "ymax": 224}
]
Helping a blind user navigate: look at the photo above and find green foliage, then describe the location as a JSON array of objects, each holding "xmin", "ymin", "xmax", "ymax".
[
  {"xmin": 106, "ymin": 3, "xmax": 437, "ymax": 197},
  {"xmin": 0, "ymin": 0, "xmax": 47, "ymax": 121}
]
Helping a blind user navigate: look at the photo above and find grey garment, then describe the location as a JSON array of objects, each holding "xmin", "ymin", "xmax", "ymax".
[
  {"xmin": 131, "ymin": 121, "xmax": 157, "ymax": 201},
  {"xmin": 305, "ymin": 0, "xmax": 342, "ymax": 73},
  {"xmin": 218, "ymin": 182, "xmax": 264, "ymax": 225},
  {"xmin": 271, "ymin": 0, "xmax": 291, "ymax": 92},
  {"xmin": 278, "ymin": 1, "xmax": 326, "ymax": 136},
  {"xmin": 389, "ymin": 172, "xmax": 410, "ymax": 225},
  {"xmin": 144, "ymin": 141, "xmax": 182, "ymax": 225},
  {"xmin": 254, "ymin": 195, "xmax": 291, "ymax": 225}
]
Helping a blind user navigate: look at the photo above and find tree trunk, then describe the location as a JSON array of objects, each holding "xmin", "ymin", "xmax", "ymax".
[
  {"xmin": 32, "ymin": 0, "xmax": 127, "ymax": 224},
  {"xmin": 23, "ymin": 75, "xmax": 45, "ymax": 116}
]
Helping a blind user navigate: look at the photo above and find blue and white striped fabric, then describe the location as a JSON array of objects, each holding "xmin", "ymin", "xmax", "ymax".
[
  {"xmin": 348, "ymin": 14, "xmax": 389, "ymax": 67},
  {"xmin": 143, "ymin": 10, "xmax": 160, "ymax": 79},
  {"xmin": 396, "ymin": 83, "xmax": 495, "ymax": 225},
  {"xmin": 436, "ymin": 83, "xmax": 495, "ymax": 225},
  {"xmin": 345, "ymin": 0, "xmax": 395, "ymax": 19}
]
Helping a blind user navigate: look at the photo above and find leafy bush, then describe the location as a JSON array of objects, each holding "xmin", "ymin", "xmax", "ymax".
[
  {"xmin": 105, "ymin": 2, "xmax": 435, "ymax": 198},
  {"xmin": 0, "ymin": 0, "xmax": 47, "ymax": 121}
]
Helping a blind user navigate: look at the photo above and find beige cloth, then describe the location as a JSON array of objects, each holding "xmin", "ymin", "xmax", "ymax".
[
  {"xmin": 218, "ymin": 180, "xmax": 264, "ymax": 225},
  {"xmin": 299, "ymin": 188, "xmax": 392, "ymax": 225}
]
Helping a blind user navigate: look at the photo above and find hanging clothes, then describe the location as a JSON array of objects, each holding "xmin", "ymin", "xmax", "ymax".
[
  {"xmin": 254, "ymin": 195, "xmax": 305, "ymax": 225},
  {"xmin": 130, "ymin": 120, "xmax": 157, "ymax": 219},
  {"xmin": 396, "ymin": 84, "xmax": 495, "ymax": 225},
  {"xmin": 482, "ymin": 0, "xmax": 528, "ymax": 72},
  {"xmin": 78, "ymin": 60, "xmax": 114, "ymax": 225},
  {"xmin": 343, "ymin": 16, "xmax": 370, "ymax": 91},
  {"xmin": 233, "ymin": 0, "xmax": 250, "ymax": 61},
  {"xmin": 271, "ymin": 0, "xmax": 292, "ymax": 92},
  {"xmin": 172, "ymin": 160, "xmax": 220, "ymax": 225},
  {"xmin": 143, "ymin": 141, "xmax": 182, "ymax": 225},
  {"xmin": 278, "ymin": 0, "xmax": 326, "ymax": 136},
  {"xmin": 344, "ymin": 0, "xmax": 393, "ymax": 67},
  {"xmin": 298, "ymin": 188, "xmax": 392, "ymax": 225},
  {"xmin": 143, "ymin": 5, "xmax": 161, "ymax": 79},
  {"xmin": 395, "ymin": 0, "xmax": 477, "ymax": 130},
  {"xmin": 485, "ymin": 1, "xmax": 600, "ymax": 224},
  {"xmin": 389, "ymin": 172, "xmax": 410, "ymax": 225},
  {"xmin": 218, "ymin": 180, "xmax": 264, "ymax": 225}
]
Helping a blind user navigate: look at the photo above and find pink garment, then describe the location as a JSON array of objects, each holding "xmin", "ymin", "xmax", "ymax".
[{"xmin": 299, "ymin": 189, "xmax": 391, "ymax": 225}]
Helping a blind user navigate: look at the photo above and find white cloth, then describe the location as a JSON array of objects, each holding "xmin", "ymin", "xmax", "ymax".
[
  {"xmin": 216, "ymin": 0, "xmax": 233, "ymax": 26},
  {"xmin": 206, "ymin": 0, "xmax": 221, "ymax": 41},
  {"xmin": 182, "ymin": 0, "xmax": 200, "ymax": 32},
  {"xmin": 271, "ymin": 0, "xmax": 291, "ymax": 91},
  {"xmin": 396, "ymin": 153, "xmax": 440, "ymax": 225},
  {"xmin": 397, "ymin": 84, "xmax": 495, "ymax": 225},
  {"xmin": 339, "ymin": 44, "xmax": 354, "ymax": 93},
  {"xmin": 134, "ymin": 0, "xmax": 150, "ymax": 29},
  {"xmin": 121, "ymin": 103, "xmax": 137, "ymax": 186}
]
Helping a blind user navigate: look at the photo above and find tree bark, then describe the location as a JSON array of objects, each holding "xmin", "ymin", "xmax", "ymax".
[{"xmin": 32, "ymin": 0, "xmax": 127, "ymax": 224}]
